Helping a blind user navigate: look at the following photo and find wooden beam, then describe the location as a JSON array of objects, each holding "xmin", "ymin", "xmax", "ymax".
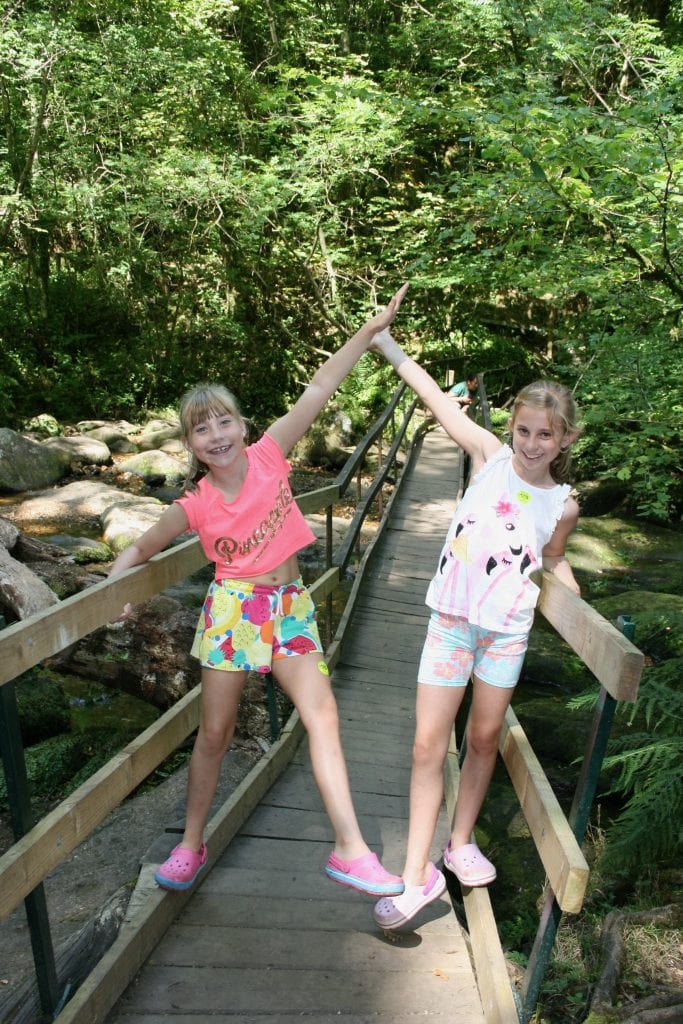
[
  {"xmin": 499, "ymin": 708, "xmax": 589, "ymax": 914},
  {"xmin": 0, "ymin": 689, "xmax": 201, "ymax": 921},
  {"xmin": 0, "ymin": 477, "xmax": 340, "ymax": 689},
  {"xmin": 444, "ymin": 737, "xmax": 520, "ymax": 1024},
  {"xmin": 535, "ymin": 572, "xmax": 643, "ymax": 702},
  {"xmin": 294, "ymin": 484, "xmax": 340, "ymax": 515},
  {"xmin": 308, "ymin": 566, "xmax": 340, "ymax": 604},
  {"xmin": 0, "ymin": 538, "xmax": 208, "ymax": 687}
]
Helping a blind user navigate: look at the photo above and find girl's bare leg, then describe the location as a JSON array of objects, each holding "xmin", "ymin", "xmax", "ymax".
[
  {"xmin": 401, "ymin": 683, "xmax": 467, "ymax": 887},
  {"xmin": 449, "ymin": 674, "xmax": 515, "ymax": 849},
  {"xmin": 272, "ymin": 653, "xmax": 368, "ymax": 860},
  {"xmin": 180, "ymin": 666, "xmax": 248, "ymax": 851}
]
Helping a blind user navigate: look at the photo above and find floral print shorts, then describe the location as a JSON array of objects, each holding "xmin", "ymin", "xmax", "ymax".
[
  {"xmin": 191, "ymin": 577, "xmax": 323, "ymax": 673},
  {"xmin": 417, "ymin": 610, "xmax": 528, "ymax": 689}
]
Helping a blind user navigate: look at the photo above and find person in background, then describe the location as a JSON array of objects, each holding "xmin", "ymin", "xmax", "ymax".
[
  {"xmin": 448, "ymin": 372, "xmax": 479, "ymax": 408},
  {"xmin": 370, "ymin": 327, "xmax": 581, "ymax": 930},
  {"xmin": 108, "ymin": 285, "xmax": 409, "ymax": 897}
]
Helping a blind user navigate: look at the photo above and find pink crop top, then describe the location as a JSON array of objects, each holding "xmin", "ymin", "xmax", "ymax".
[{"xmin": 175, "ymin": 432, "xmax": 316, "ymax": 580}]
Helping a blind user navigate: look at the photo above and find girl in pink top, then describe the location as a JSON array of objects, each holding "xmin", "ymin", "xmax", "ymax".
[{"xmin": 109, "ymin": 284, "xmax": 408, "ymax": 895}]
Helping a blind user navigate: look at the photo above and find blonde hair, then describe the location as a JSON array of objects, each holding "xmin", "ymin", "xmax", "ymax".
[
  {"xmin": 179, "ymin": 383, "xmax": 245, "ymax": 489},
  {"xmin": 510, "ymin": 380, "xmax": 581, "ymax": 483}
]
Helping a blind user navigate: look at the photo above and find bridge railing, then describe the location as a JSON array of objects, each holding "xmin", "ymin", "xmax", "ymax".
[{"xmin": 0, "ymin": 384, "xmax": 421, "ymax": 1023}]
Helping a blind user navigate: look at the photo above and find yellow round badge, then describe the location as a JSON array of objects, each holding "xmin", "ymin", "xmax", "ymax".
[
  {"xmin": 517, "ymin": 490, "xmax": 531, "ymax": 504},
  {"xmin": 318, "ymin": 660, "xmax": 330, "ymax": 676}
]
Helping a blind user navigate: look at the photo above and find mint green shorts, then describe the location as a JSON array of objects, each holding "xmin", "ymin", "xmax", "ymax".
[{"xmin": 418, "ymin": 610, "xmax": 528, "ymax": 689}]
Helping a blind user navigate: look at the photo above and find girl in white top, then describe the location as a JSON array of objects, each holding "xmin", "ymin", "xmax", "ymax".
[{"xmin": 370, "ymin": 327, "xmax": 581, "ymax": 929}]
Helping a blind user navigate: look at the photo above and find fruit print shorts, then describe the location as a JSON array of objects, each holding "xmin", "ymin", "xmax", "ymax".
[
  {"xmin": 418, "ymin": 610, "xmax": 528, "ymax": 689},
  {"xmin": 191, "ymin": 576, "xmax": 324, "ymax": 673}
]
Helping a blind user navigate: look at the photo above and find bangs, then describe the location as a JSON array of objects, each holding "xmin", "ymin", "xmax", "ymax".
[{"xmin": 181, "ymin": 385, "xmax": 240, "ymax": 431}]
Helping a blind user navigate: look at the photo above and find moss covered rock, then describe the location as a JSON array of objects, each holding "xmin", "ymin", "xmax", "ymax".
[{"xmin": 15, "ymin": 671, "xmax": 71, "ymax": 745}]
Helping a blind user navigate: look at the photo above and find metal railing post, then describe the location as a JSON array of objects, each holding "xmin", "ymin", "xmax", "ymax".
[
  {"xmin": 264, "ymin": 673, "xmax": 280, "ymax": 742},
  {"xmin": 520, "ymin": 615, "xmax": 634, "ymax": 1022},
  {"xmin": 0, "ymin": 679, "xmax": 61, "ymax": 1016}
]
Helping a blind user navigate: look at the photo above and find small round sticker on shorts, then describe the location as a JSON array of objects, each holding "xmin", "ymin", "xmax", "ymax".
[{"xmin": 318, "ymin": 660, "xmax": 329, "ymax": 676}]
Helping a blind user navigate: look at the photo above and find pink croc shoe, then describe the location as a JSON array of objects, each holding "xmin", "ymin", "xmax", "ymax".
[
  {"xmin": 325, "ymin": 851, "xmax": 404, "ymax": 896},
  {"xmin": 373, "ymin": 863, "xmax": 446, "ymax": 930},
  {"xmin": 443, "ymin": 840, "xmax": 496, "ymax": 887},
  {"xmin": 155, "ymin": 842, "xmax": 208, "ymax": 891}
]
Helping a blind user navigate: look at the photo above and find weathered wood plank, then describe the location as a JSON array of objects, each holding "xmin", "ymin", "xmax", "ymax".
[
  {"xmin": 536, "ymin": 572, "xmax": 643, "ymax": 701},
  {"xmin": 0, "ymin": 538, "xmax": 208, "ymax": 686},
  {"xmin": 444, "ymin": 738, "xmax": 521, "ymax": 1024},
  {"xmin": 499, "ymin": 707, "xmax": 589, "ymax": 914},
  {"xmin": 101, "ymin": 1016, "xmax": 460, "ymax": 1023},
  {"xmin": 151, "ymin": 921, "xmax": 469, "ymax": 968},
  {"xmin": 112, "ymin": 964, "xmax": 481, "ymax": 1016},
  {"xmin": 0, "ymin": 687, "xmax": 202, "ymax": 921}
]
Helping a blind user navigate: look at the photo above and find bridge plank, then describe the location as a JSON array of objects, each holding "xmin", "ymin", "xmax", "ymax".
[
  {"xmin": 444, "ymin": 741, "xmax": 522, "ymax": 1024},
  {"xmin": 112, "ymin": 964, "xmax": 478, "ymax": 1016}
]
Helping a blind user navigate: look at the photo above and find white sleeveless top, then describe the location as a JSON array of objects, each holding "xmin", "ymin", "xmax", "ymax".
[{"xmin": 425, "ymin": 445, "xmax": 571, "ymax": 634}]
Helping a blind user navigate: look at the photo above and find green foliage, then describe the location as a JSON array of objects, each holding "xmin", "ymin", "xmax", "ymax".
[
  {"xmin": 65, "ymin": 727, "xmax": 140, "ymax": 793},
  {"xmin": 598, "ymin": 659, "xmax": 682, "ymax": 871},
  {"xmin": 0, "ymin": 732, "xmax": 85, "ymax": 813},
  {"xmin": 568, "ymin": 607, "xmax": 683, "ymax": 877},
  {"xmin": 1, "ymin": 0, "xmax": 681, "ymax": 518}
]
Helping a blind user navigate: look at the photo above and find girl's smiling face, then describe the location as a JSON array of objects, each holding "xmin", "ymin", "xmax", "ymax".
[
  {"xmin": 187, "ymin": 411, "xmax": 245, "ymax": 471},
  {"xmin": 509, "ymin": 406, "xmax": 568, "ymax": 483}
]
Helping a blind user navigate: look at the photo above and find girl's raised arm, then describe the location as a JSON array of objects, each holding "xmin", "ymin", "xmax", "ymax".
[
  {"xmin": 371, "ymin": 330, "xmax": 499, "ymax": 470},
  {"xmin": 268, "ymin": 284, "xmax": 409, "ymax": 456}
]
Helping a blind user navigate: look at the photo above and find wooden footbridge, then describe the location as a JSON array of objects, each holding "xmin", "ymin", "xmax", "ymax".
[{"xmin": 0, "ymin": 384, "xmax": 644, "ymax": 1024}]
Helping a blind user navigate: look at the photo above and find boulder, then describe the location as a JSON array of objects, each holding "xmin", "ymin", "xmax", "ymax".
[
  {"xmin": 134, "ymin": 419, "xmax": 181, "ymax": 451},
  {"xmin": 0, "ymin": 545, "xmax": 60, "ymax": 619},
  {"xmin": 53, "ymin": 595, "xmax": 200, "ymax": 709},
  {"xmin": 0, "ymin": 428, "xmax": 70, "ymax": 493},
  {"xmin": 47, "ymin": 535, "xmax": 113, "ymax": 563},
  {"xmin": 115, "ymin": 450, "xmax": 187, "ymax": 486},
  {"xmin": 22, "ymin": 414, "xmax": 61, "ymax": 438},
  {"xmin": 0, "ymin": 517, "xmax": 19, "ymax": 550},
  {"xmin": 1, "ymin": 531, "xmax": 102, "ymax": 605},
  {"xmin": 76, "ymin": 419, "xmax": 138, "ymax": 433},
  {"xmin": 6, "ymin": 481, "xmax": 149, "ymax": 531},
  {"xmin": 41, "ymin": 434, "xmax": 112, "ymax": 467},
  {"xmin": 101, "ymin": 496, "xmax": 166, "ymax": 553}
]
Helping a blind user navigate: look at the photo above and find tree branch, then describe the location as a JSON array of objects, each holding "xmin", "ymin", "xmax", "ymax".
[{"xmin": 589, "ymin": 905, "xmax": 678, "ymax": 1016}]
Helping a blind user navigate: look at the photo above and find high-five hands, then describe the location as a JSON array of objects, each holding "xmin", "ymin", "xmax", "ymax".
[{"xmin": 364, "ymin": 282, "xmax": 409, "ymax": 338}]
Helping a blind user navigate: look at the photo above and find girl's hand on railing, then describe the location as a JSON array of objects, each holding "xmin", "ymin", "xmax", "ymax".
[{"xmin": 110, "ymin": 602, "xmax": 134, "ymax": 624}]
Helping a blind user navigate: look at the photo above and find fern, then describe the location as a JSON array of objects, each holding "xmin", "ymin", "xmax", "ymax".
[{"xmin": 567, "ymin": 659, "xmax": 683, "ymax": 875}]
